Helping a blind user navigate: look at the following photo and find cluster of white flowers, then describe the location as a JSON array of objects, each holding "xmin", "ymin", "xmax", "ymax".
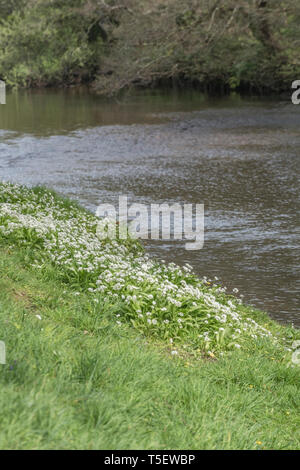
[{"xmin": 0, "ymin": 183, "xmax": 282, "ymax": 355}]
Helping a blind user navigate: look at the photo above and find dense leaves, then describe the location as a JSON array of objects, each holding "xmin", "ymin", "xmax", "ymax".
[
  {"xmin": 0, "ymin": 0, "xmax": 103, "ymax": 87},
  {"xmin": 0, "ymin": 1, "xmax": 299, "ymax": 93}
]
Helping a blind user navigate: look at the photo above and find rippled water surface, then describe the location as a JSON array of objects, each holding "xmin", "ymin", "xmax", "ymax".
[{"xmin": 0, "ymin": 88, "xmax": 299, "ymax": 325}]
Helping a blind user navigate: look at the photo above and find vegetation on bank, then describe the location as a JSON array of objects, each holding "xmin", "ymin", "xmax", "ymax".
[
  {"xmin": 0, "ymin": 183, "xmax": 299, "ymax": 449},
  {"xmin": 0, "ymin": 1, "xmax": 299, "ymax": 94},
  {"xmin": 0, "ymin": 182, "xmax": 298, "ymax": 358}
]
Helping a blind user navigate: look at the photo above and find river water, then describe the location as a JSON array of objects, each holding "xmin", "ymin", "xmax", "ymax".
[{"xmin": 0, "ymin": 88, "xmax": 299, "ymax": 326}]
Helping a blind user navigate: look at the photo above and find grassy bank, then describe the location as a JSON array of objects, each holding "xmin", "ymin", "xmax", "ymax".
[{"xmin": 0, "ymin": 183, "xmax": 299, "ymax": 449}]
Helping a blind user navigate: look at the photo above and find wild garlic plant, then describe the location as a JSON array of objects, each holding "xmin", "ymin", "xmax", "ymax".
[{"xmin": 0, "ymin": 182, "xmax": 289, "ymax": 356}]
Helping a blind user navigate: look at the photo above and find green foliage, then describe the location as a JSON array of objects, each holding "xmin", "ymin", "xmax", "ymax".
[
  {"xmin": 0, "ymin": 184, "xmax": 299, "ymax": 449},
  {"xmin": 0, "ymin": 0, "xmax": 26, "ymax": 19},
  {"xmin": 94, "ymin": 0, "xmax": 300, "ymax": 95},
  {"xmin": 0, "ymin": 0, "xmax": 103, "ymax": 87},
  {"xmin": 0, "ymin": 246, "xmax": 299, "ymax": 449},
  {"xmin": 1, "ymin": 183, "xmax": 298, "ymax": 357},
  {"xmin": 0, "ymin": 0, "xmax": 299, "ymax": 92}
]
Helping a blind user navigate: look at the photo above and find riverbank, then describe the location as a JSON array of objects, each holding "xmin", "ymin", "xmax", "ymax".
[
  {"xmin": 0, "ymin": 183, "xmax": 299, "ymax": 449},
  {"xmin": 2, "ymin": 90, "xmax": 299, "ymax": 325}
]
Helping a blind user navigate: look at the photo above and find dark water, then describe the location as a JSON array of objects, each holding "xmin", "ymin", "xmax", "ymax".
[{"xmin": 0, "ymin": 88, "xmax": 299, "ymax": 326}]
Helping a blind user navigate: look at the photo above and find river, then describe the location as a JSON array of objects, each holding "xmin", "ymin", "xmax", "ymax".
[{"xmin": 0, "ymin": 88, "xmax": 299, "ymax": 326}]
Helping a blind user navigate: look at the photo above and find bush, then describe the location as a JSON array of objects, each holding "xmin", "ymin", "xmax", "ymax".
[{"xmin": 0, "ymin": 0, "xmax": 103, "ymax": 87}]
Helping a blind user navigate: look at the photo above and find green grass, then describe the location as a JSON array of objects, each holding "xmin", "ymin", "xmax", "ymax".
[
  {"xmin": 0, "ymin": 183, "xmax": 299, "ymax": 449},
  {"xmin": 0, "ymin": 246, "xmax": 299, "ymax": 450}
]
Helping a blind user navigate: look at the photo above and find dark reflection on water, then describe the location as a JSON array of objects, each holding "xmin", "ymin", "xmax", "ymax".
[{"xmin": 0, "ymin": 88, "xmax": 299, "ymax": 326}]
